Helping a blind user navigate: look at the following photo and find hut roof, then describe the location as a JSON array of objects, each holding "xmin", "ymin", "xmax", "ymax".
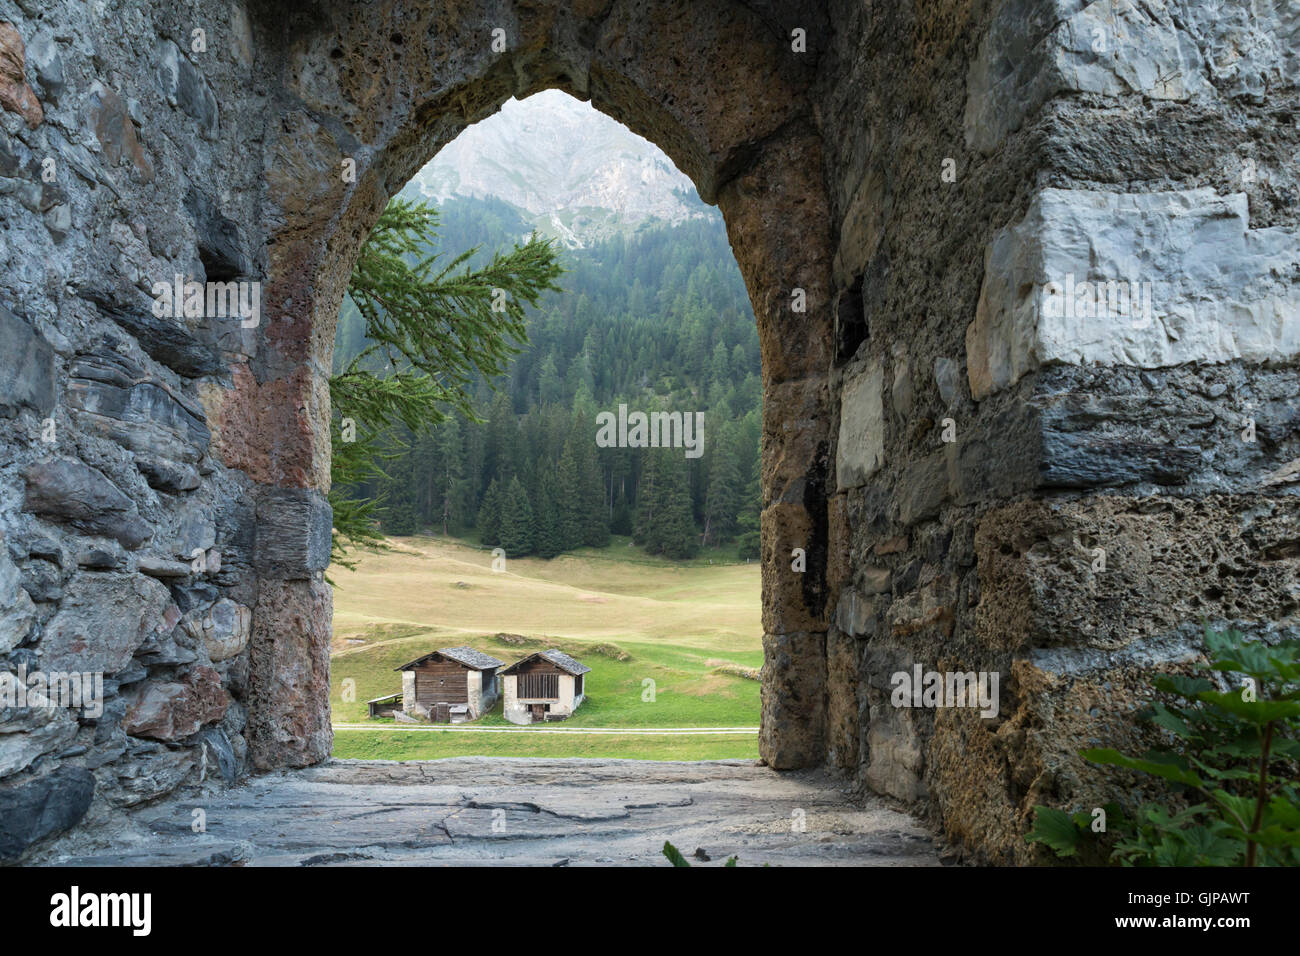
[
  {"xmin": 396, "ymin": 646, "xmax": 505, "ymax": 672},
  {"xmin": 501, "ymin": 648, "xmax": 591, "ymax": 676}
]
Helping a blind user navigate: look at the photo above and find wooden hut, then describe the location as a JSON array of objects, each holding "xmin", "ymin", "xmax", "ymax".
[
  {"xmin": 395, "ymin": 647, "xmax": 504, "ymax": 723},
  {"xmin": 501, "ymin": 649, "xmax": 590, "ymax": 724},
  {"xmin": 366, "ymin": 691, "xmax": 403, "ymax": 718}
]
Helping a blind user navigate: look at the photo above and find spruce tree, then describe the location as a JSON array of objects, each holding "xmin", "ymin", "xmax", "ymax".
[
  {"xmin": 556, "ymin": 434, "xmax": 584, "ymax": 551},
  {"xmin": 499, "ymin": 475, "xmax": 535, "ymax": 556},
  {"xmin": 632, "ymin": 451, "xmax": 659, "ymax": 549},
  {"xmin": 702, "ymin": 420, "xmax": 740, "ymax": 545},
  {"xmin": 434, "ymin": 417, "xmax": 467, "ymax": 535},
  {"xmin": 477, "ymin": 478, "xmax": 504, "ymax": 547},
  {"xmin": 656, "ymin": 453, "xmax": 700, "ymax": 559},
  {"xmin": 532, "ymin": 459, "xmax": 562, "ymax": 558}
]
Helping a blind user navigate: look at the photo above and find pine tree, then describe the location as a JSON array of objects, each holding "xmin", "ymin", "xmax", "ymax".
[
  {"xmin": 702, "ymin": 420, "xmax": 740, "ymax": 545},
  {"xmin": 632, "ymin": 451, "xmax": 659, "ymax": 549},
  {"xmin": 478, "ymin": 478, "xmax": 504, "ymax": 546},
  {"xmin": 580, "ymin": 447, "xmax": 610, "ymax": 549},
  {"xmin": 734, "ymin": 470, "xmax": 761, "ymax": 561},
  {"xmin": 499, "ymin": 475, "xmax": 535, "ymax": 556},
  {"xmin": 532, "ymin": 458, "xmax": 562, "ymax": 558},
  {"xmin": 555, "ymin": 433, "xmax": 584, "ymax": 551},
  {"xmin": 434, "ymin": 417, "xmax": 467, "ymax": 535},
  {"xmin": 656, "ymin": 453, "xmax": 700, "ymax": 559}
]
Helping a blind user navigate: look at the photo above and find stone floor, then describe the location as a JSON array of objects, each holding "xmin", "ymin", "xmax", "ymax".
[{"xmin": 32, "ymin": 758, "xmax": 944, "ymax": 866}]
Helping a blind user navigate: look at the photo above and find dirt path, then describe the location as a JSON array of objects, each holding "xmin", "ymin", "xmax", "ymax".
[{"xmin": 32, "ymin": 758, "xmax": 943, "ymax": 867}]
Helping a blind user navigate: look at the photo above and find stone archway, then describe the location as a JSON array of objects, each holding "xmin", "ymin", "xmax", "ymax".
[
  {"xmin": 231, "ymin": 0, "xmax": 837, "ymax": 772},
  {"xmin": 2, "ymin": 0, "xmax": 1295, "ymax": 865}
]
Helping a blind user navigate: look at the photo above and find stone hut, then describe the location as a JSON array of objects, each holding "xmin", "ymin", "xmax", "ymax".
[
  {"xmin": 396, "ymin": 647, "xmax": 503, "ymax": 723},
  {"xmin": 501, "ymin": 649, "xmax": 590, "ymax": 725}
]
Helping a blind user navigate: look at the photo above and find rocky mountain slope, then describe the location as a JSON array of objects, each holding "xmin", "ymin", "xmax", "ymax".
[{"xmin": 403, "ymin": 90, "xmax": 717, "ymax": 247}]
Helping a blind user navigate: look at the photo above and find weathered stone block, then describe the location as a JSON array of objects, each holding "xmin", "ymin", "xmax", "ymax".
[
  {"xmin": 761, "ymin": 376, "xmax": 828, "ymax": 507},
  {"xmin": 717, "ymin": 128, "xmax": 833, "ymax": 384},
  {"xmin": 894, "ymin": 449, "xmax": 955, "ymax": 526},
  {"xmin": 246, "ymin": 578, "xmax": 332, "ymax": 769},
  {"xmin": 157, "ymin": 40, "xmax": 219, "ymax": 140},
  {"xmin": 0, "ymin": 766, "xmax": 94, "ymax": 862},
  {"xmin": 760, "ymin": 502, "xmax": 826, "ymax": 634},
  {"xmin": 0, "ymin": 673, "xmax": 79, "ymax": 778},
  {"xmin": 759, "ymin": 631, "xmax": 825, "ymax": 770},
  {"xmin": 0, "ymin": 303, "xmax": 55, "ymax": 417},
  {"xmin": 82, "ymin": 288, "xmax": 225, "ymax": 379},
  {"xmin": 113, "ymin": 747, "xmax": 196, "ymax": 807},
  {"xmin": 0, "ymin": 541, "xmax": 35, "ymax": 654},
  {"xmin": 0, "ymin": 21, "xmax": 43, "ymax": 128},
  {"xmin": 183, "ymin": 597, "xmax": 251, "ymax": 663},
  {"xmin": 200, "ymin": 726, "xmax": 238, "ymax": 784},
  {"xmin": 66, "ymin": 349, "xmax": 210, "ymax": 493},
  {"xmin": 836, "ymin": 358, "xmax": 885, "ymax": 490},
  {"xmin": 974, "ymin": 495, "xmax": 1300, "ymax": 656},
  {"xmin": 965, "ymin": 0, "xmax": 1209, "ymax": 154},
  {"xmin": 123, "ymin": 664, "xmax": 229, "ymax": 740},
  {"xmin": 825, "ymin": 629, "xmax": 860, "ymax": 771},
  {"xmin": 39, "ymin": 572, "xmax": 171, "ymax": 673},
  {"xmin": 825, "ymin": 493, "xmax": 850, "ymax": 597},
  {"xmin": 254, "ymin": 488, "xmax": 332, "ymax": 578},
  {"xmin": 23, "ymin": 459, "xmax": 152, "ymax": 549},
  {"xmin": 859, "ymin": 644, "xmax": 929, "ymax": 804},
  {"xmin": 967, "ymin": 188, "xmax": 1300, "ymax": 399},
  {"xmin": 933, "ymin": 356, "xmax": 962, "ymax": 407},
  {"xmin": 84, "ymin": 81, "xmax": 152, "ymax": 181}
]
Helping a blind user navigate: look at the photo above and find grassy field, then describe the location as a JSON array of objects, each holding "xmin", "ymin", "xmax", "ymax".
[{"xmin": 330, "ymin": 535, "xmax": 761, "ymax": 759}]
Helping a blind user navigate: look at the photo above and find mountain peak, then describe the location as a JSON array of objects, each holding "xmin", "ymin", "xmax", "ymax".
[{"xmin": 405, "ymin": 90, "xmax": 717, "ymax": 247}]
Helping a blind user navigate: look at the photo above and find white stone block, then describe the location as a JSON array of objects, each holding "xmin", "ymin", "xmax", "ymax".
[
  {"xmin": 967, "ymin": 187, "xmax": 1300, "ymax": 399},
  {"xmin": 836, "ymin": 360, "xmax": 885, "ymax": 490}
]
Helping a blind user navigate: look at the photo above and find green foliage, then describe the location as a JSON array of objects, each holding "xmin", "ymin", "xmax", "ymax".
[
  {"xmin": 330, "ymin": 198, "xmax": 562, "ymax": 564},
  {"xmin": 662, "ymin": 841, "xmax": 738, "ymax": 867},
  {"xmin": 662, "ymin": 840, "xmax": 690, "ymax": 867},
  {"xmin": 1026, "ymin": 803, "xmax": 1127, "ymax": 865},
  {"xmin": 498, "ymin": 476, "xmax": 535, "ymax": 556},
  {"xmin": 335, "ymin": 195, "xmax": 763, "ymax": 564},
  {"xmin": 477, "ymin": 478, "xmax": 503, "ymax": 547},
  {"xmin": 1028, "ymin": 625, "xmax": 1300, "ymax": 866}
]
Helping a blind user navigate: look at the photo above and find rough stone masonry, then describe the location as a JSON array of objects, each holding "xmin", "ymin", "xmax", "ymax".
[{"xmin": 0, "ymin": 0, "xmax": 1296, "ymax": 865}]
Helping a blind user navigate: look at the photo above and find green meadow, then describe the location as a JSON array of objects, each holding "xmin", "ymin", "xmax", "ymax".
[{"xmin": 329, "ymin": 535, "xmax": 761, "ymax": 760}]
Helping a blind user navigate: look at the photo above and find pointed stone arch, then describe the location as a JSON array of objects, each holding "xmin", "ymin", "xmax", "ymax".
[{"xmin": 232, "ymin": 0, "xmax": 837, "ymax": 769}]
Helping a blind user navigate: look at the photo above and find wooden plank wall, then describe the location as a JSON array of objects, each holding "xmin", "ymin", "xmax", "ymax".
[
  {"xmin": 414, "ymin": 661, "xmax": 469, "ymax": 705},
  {"xmin": 518, "ymin": 672, "xmax": 560, "ymax": 699}
]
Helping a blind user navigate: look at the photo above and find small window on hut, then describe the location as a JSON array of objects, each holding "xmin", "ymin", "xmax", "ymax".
[{"xmin": 575, "ymin": 675, "xmax": 583, "ymax": 696}]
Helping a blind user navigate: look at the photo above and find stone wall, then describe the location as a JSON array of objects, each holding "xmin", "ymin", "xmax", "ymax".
[
  {"xmin": 813, "ymin": 0, "xmax": 1299, "ymax": 863},
  {"xmin": 0, "ymin": 0, "xmax": 1295, "ymax": 865},
  {"xmin": 0, "ymin": 0, "xmax": 277, "ymax": 860}
]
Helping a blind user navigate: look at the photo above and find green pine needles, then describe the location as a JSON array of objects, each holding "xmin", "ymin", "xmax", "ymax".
[
  {"xmin": 329, "ymin": 198, "xmax": 562, "ymax": 566},
  {"xmin": 1027, "ymin": 625, "xmax": 1300, "ymax": 866}
]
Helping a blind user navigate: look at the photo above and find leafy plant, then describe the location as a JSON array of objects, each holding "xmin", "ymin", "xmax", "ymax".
[
  {"xmin": 662, "ymin": 841, "xmax": 737, "ymax": 867},
  {"xmin": 1028, "ymin": 625, "xmax": 1300, "ymax": 866},
  {"xmin": 1026, "ymin": 803, "xmax": 1126, "ymax": 864}
]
